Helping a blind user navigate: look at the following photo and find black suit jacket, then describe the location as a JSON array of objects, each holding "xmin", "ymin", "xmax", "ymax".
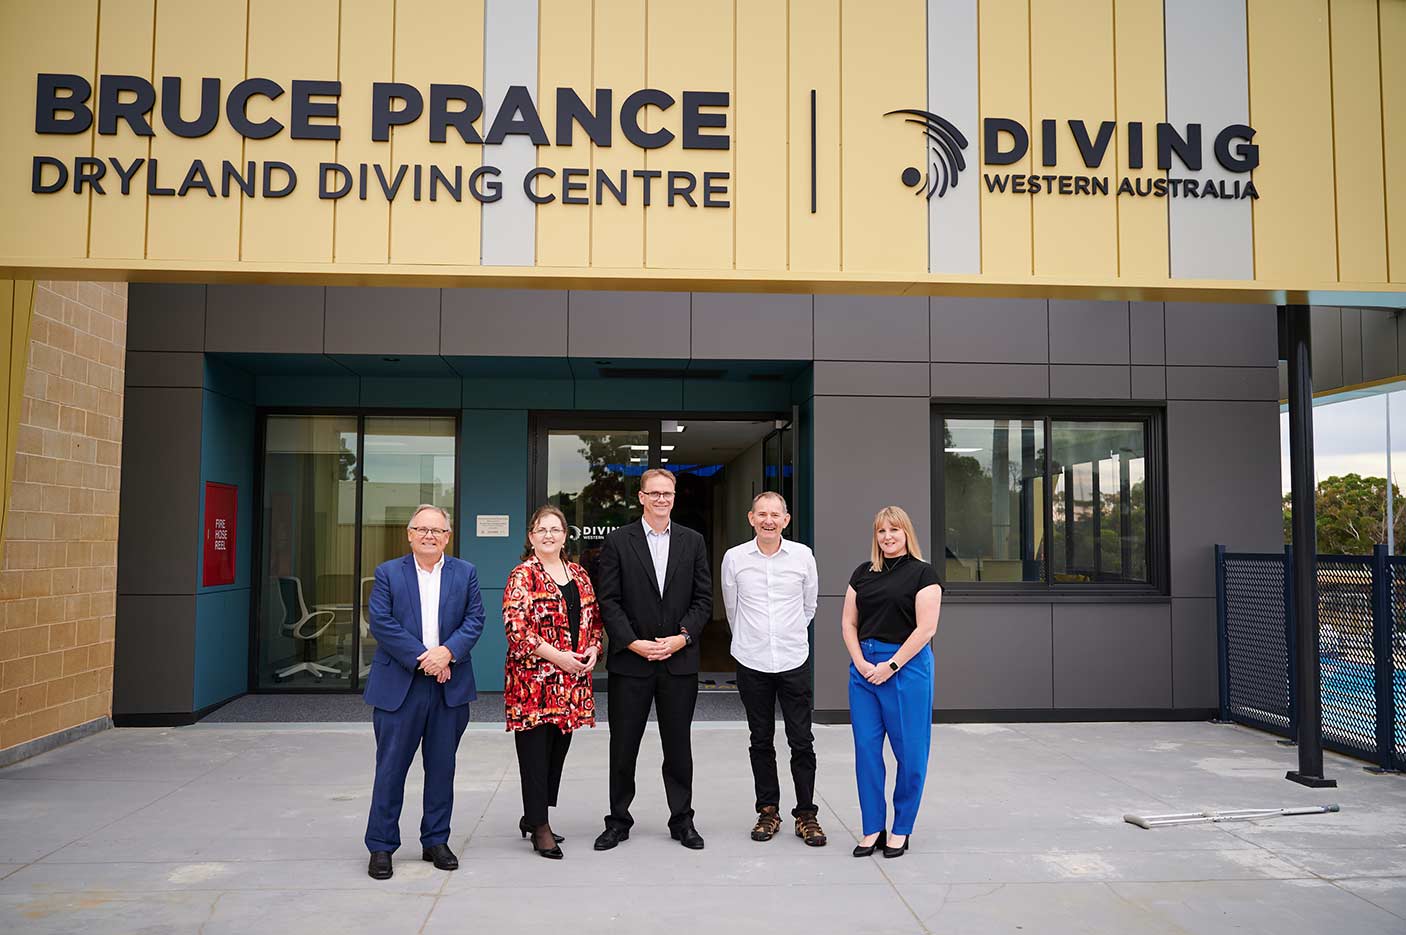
[{"xmin": 596, "ymin": 520, "xmax": 711, "ymax": 676}]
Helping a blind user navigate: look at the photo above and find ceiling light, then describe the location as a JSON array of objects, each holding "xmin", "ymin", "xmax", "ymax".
[
  {"xmin": 661, "ymin": 458, "xmax": 670, "ymax": 464},
  {"xmin": 944, "ymin": 447, "xmax": 983, "ymax": 453},
  {"xmin": 661, "ymin": 445, "xmax": 675, "ymax": 451},
  {"xmin": 628, "ymin": 445, "xmax": 649, "ymax": 451},
  {"xmin": 629, "ymin": 457, "xmax": 644, "ymax": 463}
]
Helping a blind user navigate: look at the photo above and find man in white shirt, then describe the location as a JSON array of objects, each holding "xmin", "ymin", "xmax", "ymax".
[{"xmin": 721, "ymin": 491, "xmax": 826, "ymax": 846}]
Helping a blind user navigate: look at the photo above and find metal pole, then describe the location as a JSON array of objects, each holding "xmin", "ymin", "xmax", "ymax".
[
  {"xmin": 1387, "ymin": 394, "xmax": 1395, "ymax": 555},
  {"xmin": 1369, "ymin": 544, "xmax": 1397, "ymax": 772},
  {"xmin": 1215, "ymin": 544, "xmax": 1230, "ymax": 722},
  {"xmin": 1283, "ymin": 303, "xmax": 1336, "ymax": 788}
]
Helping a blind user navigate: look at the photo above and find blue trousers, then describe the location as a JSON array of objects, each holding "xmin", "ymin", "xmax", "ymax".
[
  {"xmin": 849, "ymin": 639, "xmax": 933, "ymax": 836},
  {"xmin": 365, "ymin": 673, "xmax": 471, "ymax": 854}
]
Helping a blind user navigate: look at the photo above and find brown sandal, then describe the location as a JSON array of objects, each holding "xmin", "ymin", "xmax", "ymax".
[{"xmin": 751, "ymin": 806, "xmax": 782, "ymax": 841}]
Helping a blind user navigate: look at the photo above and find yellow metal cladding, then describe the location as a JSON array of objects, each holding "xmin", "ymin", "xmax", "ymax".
[
  {"xmin": 536, "ymin": 0, "xmax": 593, "ymax": 269},
  {"xmin": 241, "ymin": 0, "xmax": 339, "ymax": 264},
  {"xmin": 1, "ymin": 0, "xmax": 1405, "ymax": 303},
  {"xmin": 1112, "ymin": 0, "xmax": 1168, "ymax": 280},
  {"xmin": 1247, "ymin": 0, "xmax": 1338, "ymax": 284},
  {"xmin": 145, "ymin": 0, "xmax": 246, "ymax": 262},
  {"xmin": 1030, "ymin": 0, "xmax": 1118, "ymax": 278},
  {"xmin": 89, "ymin": 0, "xmax": 154, "ymax": 262},
  {"xmin": 1383, "ymin": 0, "xmax": 1406, "ymax": 283},
  {"xmin": 735, "ymin": 0, "xmax": 789, "ymax": 272},
  {"xmin": 787, "ymin": 0, "xmax": 841, "ymax": 273},
  {"xmin": 840, "ymin": 0, "xmax": 926, "ymax": 273},
  {"xmin": 978, "ymin": 0, "xmax": 1033, "ymax": 278}
]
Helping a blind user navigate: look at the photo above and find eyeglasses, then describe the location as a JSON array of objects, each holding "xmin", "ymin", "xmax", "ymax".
[
  {"xmin": 641, "ymin": 490, "xmax": 675, "ymax": 501},
  {"xmin": 409, "ymin": 526, "xmax": 450, "ymax": 537},
  {"xmin": 532, "ymin": 527, "xmax": 566, "ymax": 537}
]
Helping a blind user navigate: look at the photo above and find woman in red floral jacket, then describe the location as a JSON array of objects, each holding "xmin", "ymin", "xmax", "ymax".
[{"xmin": 503, "ymin": 504, "xmax": 602, "ymax": 859}]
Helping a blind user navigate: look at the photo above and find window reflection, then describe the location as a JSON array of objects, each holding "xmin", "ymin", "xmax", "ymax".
[
  {"xmin": 943, "ymin": 419, "xmax": 1045, "ymax": 583},
  {"xmin": 1050, "ymin": 421, "xmax": 1148, "ymax": 584}
]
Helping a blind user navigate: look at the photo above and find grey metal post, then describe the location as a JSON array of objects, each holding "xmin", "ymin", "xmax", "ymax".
[{"xmin": 1283, "ymin": 304, "xmax": 1336, "ymax": 788}]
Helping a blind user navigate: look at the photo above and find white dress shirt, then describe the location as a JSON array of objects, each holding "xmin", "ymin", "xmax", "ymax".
[
  {"xmin": 722, "ymin": 537, "xmax": 818, "ymax": 673},
  {"xmin": 415, "ymin": 554, "xmax": 445, "ymax": 650},
  {"xmin": 643, "ymin": 518, "xmax": 671, "ymax": 596}
]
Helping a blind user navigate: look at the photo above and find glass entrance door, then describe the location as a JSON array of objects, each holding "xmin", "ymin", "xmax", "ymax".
[{"xmin": 255, "ymin": 413, "xmax": 457, "ymax": 690}]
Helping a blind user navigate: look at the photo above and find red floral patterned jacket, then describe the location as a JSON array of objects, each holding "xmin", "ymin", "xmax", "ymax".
[{"xmin": 502, "ymin": 556, "xmax": 602, "ymax": 732}]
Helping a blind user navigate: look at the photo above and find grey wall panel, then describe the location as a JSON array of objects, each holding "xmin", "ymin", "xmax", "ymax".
[
  {"xmin": 1052, "ymin": 603, "xmax": 1172, "ymax": 708},
  {"xmin": 933, "ymin": 603, "xmax": 1052, "ymax": 710},
  {"xmin": 813, "ymin": 361, "xmax": 930, "ymax": 397},
  {"xmin": 1164, "ymin": 303, "xmax": 1277, "ymax": 366},
  {"xmin": 1131, "ymin": 365, "xmax": 1167, "ymax": 399},
  {"xmin": 1048, "ymin": 300, "xmax": 1130, "ymax": 364},
  {"xmin": 926, "ymin": 0, "xmax": 980, "ymax": 274},
  {"xmin": 443, "ymin": 288, "xmax": 568, "ymax": 356},
  {"xmin": 690, "ymin": 293, "xmax": 812, "ymax": 360},
  {"xmin": 930, "ymin": 362, "xmax": 1048, "ymax": 398},
  {"xmin": 480, "ymin": 0, "xmax": 539, "ymax": 267},
  {"xmin": 127, "ymin": 284, "xmax": 206, "ymax": 352},
  {"xmin": 1172, "ymin": 597, "xmax": 1218, "ymax": 708},
  {"xmin": 324, "ymin": 286, "xmax": 440, "ymax": 356},
  {"xmin": 813, "ymin": 595, "xmax": 850, "ymax": 710},
  {"xmin": 814, "ymin": 295, "xmax": 928, "ymax": 361},
  {"xmin": 931, "ymin": 297, "xmax": 1048, "ymax": 363},
  {"xmin": 1165, "ymin": 366, "xmax": 1279, "ymax": 401},
  {"xmin": 116, "ymin": 387, "xmax": 202, "ymax": 595},
  {"xmin": 811, "ymin": 396, "xmax": 931, "ymax": 595},
  {"xmin": 1049, "ymin": 364, "xmax": 1131, "ymax": 399},
  {"xmin": 124, "ymin": 351, "xmax": 204, "ymax": 388},
  {"xmin": 1277, "ymin": 361, "xmax": 1288, "ymax": 401},
  {"xmin": 568, "ymin": 291, "xmax": 691, "ymax": 359},
  {"xmin": 1340, "ymin": 308, "xmax": 1363, "ymax": 387},
  {"xmin": 1310, "ymin": 306, "xmax": 1344, "ymax": 389},
  {"xmin": 1165, "ymin": 0, "xmax": 1253, "ymax": 279},
  {"xmin": 1361, "ymin": 309, "xmax": 1399, "ymax": 382},
  {"xmin": 113, "ymin": 595, "xmax": 196, "ymax": 715},
  {"xmin": 1167, "ymin": 400, "xmax": 1283, "ymax": 597},
  {"xmin": 1130, "ymin": 302, "xmax": 1165, "ymax": 364},
  {"xmin": 205, "ymin": 285, "xmax": 325, "ymax": 354}
]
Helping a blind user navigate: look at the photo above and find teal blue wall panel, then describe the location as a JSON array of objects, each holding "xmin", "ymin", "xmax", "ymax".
[
  {"xmin": 458, "ymin": 409, "xmax": 528, "ymax": 693},
  {"xmin": 255, "ymin": 376, "xmax": 359, "ymax": 408},
  {"xmin": 195, "ymin": 370, "xmax": 257, "ymax": 710},
  {"xmin": 361, "ymin": 377, "xmax": 461, "ymax": 409},
  {"xmin": 575, "ymin": 378, "xmax": 684, "ymax": 410},
  {"xmin": 462, "ymin": 377, "xmax": 573, "ymax": 409},
  {"xmin": 681, "ymin": 379, "xmax": 792, "ymax": 411}
]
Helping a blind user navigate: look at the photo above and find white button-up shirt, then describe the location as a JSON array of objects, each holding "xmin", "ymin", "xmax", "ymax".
[
  {"xmin": 643, "ymin": 519, "xmax": 671, "ymax": 596},
  {"xmin": 722, "ymin": 537, "xmax": 818, "ymax": 673},
  {"xmin": 415, "ymin": 554, "xmax": 445, "ymax": 650}
]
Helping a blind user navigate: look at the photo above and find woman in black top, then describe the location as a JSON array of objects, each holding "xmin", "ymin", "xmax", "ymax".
[{"xmin": 841, "ymin": 505, "xmax": 942, "ymax": 859}]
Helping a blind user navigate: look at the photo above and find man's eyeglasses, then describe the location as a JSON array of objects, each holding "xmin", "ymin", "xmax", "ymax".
[
  {"xmin": 641, "ymin": 490, "xmax": 675, "ymax": 501},
  {"xmin": 532, "ymin": 527, "xmax": 566, "ymax": 538},
  {"xmin": 409, "ymin": 526, "xmax": 450, "ymax": 537}
]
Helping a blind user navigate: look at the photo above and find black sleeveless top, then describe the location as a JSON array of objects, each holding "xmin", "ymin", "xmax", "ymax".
[{"xmin": 849, "ymin": 554, "xmax": 940, "ymax": 643}]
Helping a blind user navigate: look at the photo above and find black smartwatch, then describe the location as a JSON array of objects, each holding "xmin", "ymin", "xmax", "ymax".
[
  {"xmin": 680, "ymin": 631, "xmax": 693, "ymax": 647},
  {"xmin": 888, "ymin": 660, "xmax": 899, "ymax": 672}
]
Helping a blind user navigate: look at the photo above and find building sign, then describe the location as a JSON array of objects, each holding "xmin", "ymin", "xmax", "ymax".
[
  {"xmin": 202, "ymin": 482, "xmax": 237, "ymax": 587},
  {"xmin": 889, "ymin": 109, "xmax": 1259, "ymax": 201},
  {"xmin": 475, "ymin": 514, "xmax": 510, "ymax": 538},
  {"xmin": 30, "ymin": 76, "xmax": 733, "ymax": 208}
]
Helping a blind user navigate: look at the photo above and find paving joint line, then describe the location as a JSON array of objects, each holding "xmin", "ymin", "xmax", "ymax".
[
  {"xmin": 815, "ymin": 788, "xmax": 932, "ymax": 935},
  {"xmin": 419, "ymin": 756, "xmax": 511, "ymax": 933}
]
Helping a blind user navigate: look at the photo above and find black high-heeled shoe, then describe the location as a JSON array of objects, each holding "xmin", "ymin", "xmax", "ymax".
[
  {"xmin": 530, "ymin": 826, "xmax": 564, "ymax": 860},
  {"xmin": 882, "ymin": 834, "xmax": 911, "ymax": 858},
  {"xmin": 520, "ymin": 816, "xmax": 564, "ymax": 843},
  {"xmin": 851, "ymin": 830, "xmax": 886, "ymax": 858}
]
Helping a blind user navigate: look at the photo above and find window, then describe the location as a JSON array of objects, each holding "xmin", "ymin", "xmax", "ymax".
[{"xmin": 937, "ymin": 409, "xmax": 1162, "ymax": 590}]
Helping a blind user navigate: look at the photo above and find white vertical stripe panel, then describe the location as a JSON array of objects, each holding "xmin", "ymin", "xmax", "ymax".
[
  {"xmin": 927, "ymin": 0, "xmax": 981, "ymax": 274},
  {"xmin": 1164, "ymin": 0, "xmax": 1253, "ymax": 280},
  {"xmin": 481, "ymin": 0, "xmax": 539, "ymax": 267}
]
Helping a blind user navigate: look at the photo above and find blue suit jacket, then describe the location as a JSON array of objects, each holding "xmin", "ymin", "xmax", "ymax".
[{"xmin": 362, "ymin": 554, "xmax": 485, "ymax": 712}]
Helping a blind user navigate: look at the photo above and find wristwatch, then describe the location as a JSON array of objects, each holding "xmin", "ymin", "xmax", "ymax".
[
  {"xmin": 888, "ymin": 660, "xmax": 900, "ymax": 672},
  {"xmin": 680, "ymin": 631, "xmax": 693, "ymax": 647}
]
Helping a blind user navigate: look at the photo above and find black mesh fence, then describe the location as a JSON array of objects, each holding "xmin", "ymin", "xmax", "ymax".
[{"xmin": 1218, "ymin": 546, "xmax": 1403, "ymax": 772}]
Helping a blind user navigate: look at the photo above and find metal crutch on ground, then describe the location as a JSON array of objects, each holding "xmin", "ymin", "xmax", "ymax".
[{"xmin": 1123, "ymin": 804, "xmax": 1339, "ymax": 829}]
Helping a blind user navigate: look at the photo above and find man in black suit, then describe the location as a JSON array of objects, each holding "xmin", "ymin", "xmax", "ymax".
[{"xmin": 593, "ymin": 467, "xmax": 711, "ymax": 851}]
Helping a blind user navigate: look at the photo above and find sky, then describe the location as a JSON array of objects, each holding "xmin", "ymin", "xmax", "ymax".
[{"xmin": 1279, "ymin": 384, "xmax": 1406, "ymax": 495}]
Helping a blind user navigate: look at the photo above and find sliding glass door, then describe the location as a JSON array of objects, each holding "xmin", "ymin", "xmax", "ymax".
[{"xmin": 254, "ymin": 413, "xmax": 457, "ymax": 691}]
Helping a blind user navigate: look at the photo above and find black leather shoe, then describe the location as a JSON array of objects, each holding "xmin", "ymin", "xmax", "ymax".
[
  {"xmin": 367, "ymin": 851, "xmax": 393, "ymax": 880},
  {"xmin": 593, "ymin": 826, "xmax": 630, "ymax": 850},
  {"xmin": 520, "ymin": 816, "xmax": 564, "ymax": 843},
  {"xmin": 421, "ymin": 843, "xmax": 459, "ymax": 870},
  {"xmin": 671, "ymin": 822, "xmax": 705, "ymax": 850},
  {"xmin": 882, "ymin": 834, "xmax": 911, "ymax": 858},
  {"xmin": 852, "ymin": 830, "xmax": 886, "ymax": 858}
]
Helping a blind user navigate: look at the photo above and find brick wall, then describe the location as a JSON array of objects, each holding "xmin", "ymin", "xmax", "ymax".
[{"xmin": 0, "ymin": 281, "xmax": 125, "ymax": 752}]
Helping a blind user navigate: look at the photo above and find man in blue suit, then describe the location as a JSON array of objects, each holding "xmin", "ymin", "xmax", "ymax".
[{"xmin": 364, "ymin": 504, "xmax": 485, "ymax": 881}]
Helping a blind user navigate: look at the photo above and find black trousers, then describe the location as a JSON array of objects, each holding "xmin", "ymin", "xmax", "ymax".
[
  {"xmin": 514, "ymin": 724, "xmax": 573, "ymax": 827},
  {"xmin": 606, "ymin": 668, "xmax": 698, "ymax": 832},
  {"xmin": 736, "ymin": 659, "xmax": 817, "ymax": 815}
]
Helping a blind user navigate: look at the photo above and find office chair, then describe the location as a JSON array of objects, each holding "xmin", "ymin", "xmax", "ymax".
[{"xmin": 274, "ymin": 576, "xmax": 340, "ymax": 679}]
